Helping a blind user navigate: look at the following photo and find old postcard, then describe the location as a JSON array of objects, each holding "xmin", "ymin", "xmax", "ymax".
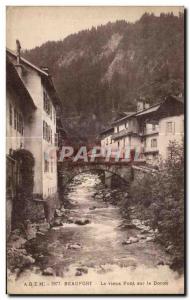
[{"xmin": 6, "ymin": 6, "xmax": 185, "ymax": 295}]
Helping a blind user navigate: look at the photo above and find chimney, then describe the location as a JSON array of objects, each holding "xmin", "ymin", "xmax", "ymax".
[
  {"xmin": 136, "ymin": 98, "xmax": 150, "ymax": 112},
  {"xmin": 16, "ymin": 39, "xmax": 21, "ymax": 65},
  {"xmin": 137, "ymin": 101, "xmax": 144, "ymax": 112},
  {"xmin": 144, "ymin": 102, "xmax": 150, "ymax": 109}
]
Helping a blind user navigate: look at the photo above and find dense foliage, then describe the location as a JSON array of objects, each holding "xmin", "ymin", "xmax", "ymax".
[
  {"xmin": 12, "ymin": 149, "xmax": 35, "ymax": 225},
  {"xmin": 23, "ymin": 12, "xmax": 184, "ymax": 142},
  {"xmin": 130, "ymin": 140, "xmax": 184, "ymax": 271}
]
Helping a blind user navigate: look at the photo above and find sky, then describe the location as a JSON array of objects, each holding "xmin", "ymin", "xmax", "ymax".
[{"xmin": 6, "ymin": 6, "xmax": 184, "ymax": 50}]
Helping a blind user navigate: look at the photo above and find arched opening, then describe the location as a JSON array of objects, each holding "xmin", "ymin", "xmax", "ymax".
[{"xmin": 58, "ymin": 168, "xmax": 129, "ymax": 209}]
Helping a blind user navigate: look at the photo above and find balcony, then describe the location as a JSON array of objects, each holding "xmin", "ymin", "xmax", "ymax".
[{"xmin": 112, "ymin": 129, "xmax": 138, "ymax": 140}]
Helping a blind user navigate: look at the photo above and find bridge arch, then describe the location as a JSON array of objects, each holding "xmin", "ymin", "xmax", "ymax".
[{"xmin": 58, "ymin": 162, "xmax": 133, "ymax": 190}]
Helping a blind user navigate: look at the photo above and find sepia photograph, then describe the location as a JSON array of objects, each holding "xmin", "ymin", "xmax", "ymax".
[{"xmin": 6, "ymin": 6, "xmax": 185, "ymax": 295}]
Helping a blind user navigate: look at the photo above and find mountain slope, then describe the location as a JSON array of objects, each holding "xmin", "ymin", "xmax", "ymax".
[{"xmin": 23, "ymin": 12, "xmax": 184, "ymax": 142}]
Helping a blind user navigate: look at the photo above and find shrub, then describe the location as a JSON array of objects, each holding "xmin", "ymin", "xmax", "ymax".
[{"xmin": 130, "ymin": 140, "xmax": 184, "ymax": 269}]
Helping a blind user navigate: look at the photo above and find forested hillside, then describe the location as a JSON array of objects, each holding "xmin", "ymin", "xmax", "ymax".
[{"xmin": 23, "ymin": 12, "xmax": 184, "ymax": 142}]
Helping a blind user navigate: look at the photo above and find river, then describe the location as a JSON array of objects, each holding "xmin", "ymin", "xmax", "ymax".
[{"xmin": 9, "ymin": 172, "xmax": 184, "ymax": 294}]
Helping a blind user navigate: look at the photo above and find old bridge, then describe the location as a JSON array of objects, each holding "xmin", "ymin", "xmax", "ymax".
[{"xmin": 57, "ymin": 159, "xmax": 155, "ymax": 189}]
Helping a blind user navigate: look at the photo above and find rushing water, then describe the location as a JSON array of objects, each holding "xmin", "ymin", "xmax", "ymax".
[{"xmin": 11, "ymin": 173, "xmax": 184, "ymax": 294}]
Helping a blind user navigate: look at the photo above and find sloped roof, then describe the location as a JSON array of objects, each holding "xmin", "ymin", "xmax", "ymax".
[
  {"xmin": 6, "ymin": 48, "xmax": 62, "ymax": 107},
  {"xmin": 6, "ymin": 57, "xmax": 36, "ymax": 110},
  {"xmin": 135, "ymin": 103, "xmax": 161, "ymax": 117},
  {"xmin": 99, "ymin": 127, "xmax": 114, "ymax": 136},
  {"xmin": 6, "ymin": 48, "xmax": 49, "ymax": 76},
  {"xmin": 112, "ymin": 112, "xmax": 137, "ymax": 125}
]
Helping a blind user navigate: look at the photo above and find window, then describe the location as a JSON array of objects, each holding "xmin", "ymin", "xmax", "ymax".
[
  {"xmin": 117, "ymin": 126, "xmax": 119, "ymax": 133},
  {"xmin": 43, "ymin": 121, "xmax": 45, "ymax": 140},
  {"xmin": 43, "ymin": 89, "xmax": 52, "ymax": 118},
  {"xmin": 50, "ymin": 129, "xmax": 52, "ymax": 144},
  {"xmin": 21, "ymin": 115, "xmax": 24, "ymax": 135},
  {"xmin": 166, "ymin": 122, "xmax": 173, "ymax": 134},
  {"xmin": 43, "ymin": 121, "xmax": 53, "ymax": 143},
  {"xmin": 125, "ymin": 122, "xmax": 128, "ymax": 129},
  {"xmin": 152, "ymin": 124, "xmax": 156, "ymax": 131},
  {"xmin": 151, "ymin": 138, "xmax": 157, "ymax": 148},
  {"xmin": 16, "ymin": 111, "xmax": 19, "ymax": 132},
  {"xmin": 14, "ymin": 108, "xmax": 17, "ymax": 129},
  {"xmin": 54, "ymin": 133, "xmax": 58, "ymax": 146},
  {"xmin": 44, "ymin": 159, "xmax": 49, "ymax": 172},
  {"xmin": 118, "ymin": 141, "xmax": 120, "ymax": 148},
  {"xmin": 54, "ymin": 109, "xmax": 56, "ymax": 124},
  {"xmin": 51, "ymin": 159, "xmax": 53, "ymax": 173},
  {"xmin": 9, "ymin": 104, "xmax": 12, "ymax": 126}
]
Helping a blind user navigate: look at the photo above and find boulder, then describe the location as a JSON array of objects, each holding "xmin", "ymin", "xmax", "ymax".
[
  {"xmin": 8, "ymin": 235, "xmax": 27, "ymax": 249},
  {"xmin": 54, "ymin": 209, "xmax": 64, "ymax": 217},
  {"xmin": 122, "ymin": 223, "xmax": 137, "ymax": 229},
  {"xmin": 75, "ymin": 270, "xmax": 82, "ymax": 276},
  {"xmin": 146, "ymin": 236, "xmax": 155, "ymax": 242},
  {"xmin": 75, "ymin": 219, "xmax": 90, "ymax": 226},
  {"xmin": 165, "ymin": 244, "xmax": 174, "ymax": 253},
  {"xmin": 37, "ymin": 222, "xmax": 50, "ymax": 232},
  {"xmin": 67, "ymin": 217, "xmax": 74, "ymax": 224},
  {"xmin": 52, "ymin": 218, "xmax": 63, "ymax": 227},
  {"xmin": 76, "ymin": 267, "xmax": 88, "ymax": 274},
  {"xmin": 24, "ymin": 255, "xmax": 35, "ymax": 265},
  {"xmin": 25, "ymin": 222, "xmax": 37, "ymax": 240},
  {"xmin": 42, "ymin": 267, "xmax": 54, "ymax": 276},
  {"xmin": 129, "ymin": 237, "xmax": 139, "ymax": 243},
  {"xmin": 36, "ymin": 231, "xmax": 45, "ymax": 237},
  {"xmin": 122, "ymin": 237, "xmax": 139, "ymax": 245},
  {"xmin": 137, "ymin": 234, "xmax": 146, "ymax": 240},
  {"xmin": 157, "ymin": 261, "xmax": 165, "ymax": 266},
  {"xmin": 67, "ymin": 243, "xmax": 81, "ymax": 250},
  {"xmin": 89, "ymin": 206, "xmax": 96, "ymax": 210}
]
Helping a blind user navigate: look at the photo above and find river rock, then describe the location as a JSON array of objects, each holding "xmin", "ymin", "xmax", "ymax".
[
  {"xmin": 42, "ymin": 267, "xmax": 54, "ymax": 276},
  {"xmin": 37, "ymin": 222, "xmax": 50, "ymax": 232},
  {"xmin": 52, "ymin": 218, "xmax": 63, "ymax": 227},
  {"xmin": 76, "ymin": 267, "xmax": 88, "ymax": 274},
  {"xmin": 67, "ymin": 243, "xmax": 81, "ymax": 250},
  {"xmin": 146, "ymin": 236, "xmax": 155, "ymax": 242},
  {"xmin": 157, "ymin": 260, "xmax": 165, "ymax": 266},
  {"xmin": 137, "ymin": 234, "xmax": 147, "ymax": 240},
  {"xmin": 89, "ymin": 206, "xmax": 96, "ymax": 210},
  {"xmin": 75, "ymin": 219, "xmax": 90, "ymax": 225},
  {"xmin": 67, "ymin": 217, "xmax": 74, "ymax": 223},
  {"xmin": 105, "ymin": 192, "xmax": 111, "ymax": 198},
  {"xmin": 122, "ymin": 237, "xmax": 139, "ymax": 245},
  {"xmin": 24, "ymin": 221, "xmax": 37, "ymax": 240},
  {"xmin": 55, "ymin": 209, "xmax": 65, "ymax": 217},
  {"xmin": 165, "ymin": 244, "xmax": 174, "ymax": 253},
  {"xmin": 75, "ymin": 270, "xmax": 82, "ymax": 276},
  {"xmin": 60, "ymin": 206, "xmax": 65, "ymax": 212},
  {"xmin": 121, "ymin": 222, "xmax": 137, "ymax": 229},
  {"xmin": 8, "ymin": 234, "xmax": 27, "ymax": 249},
  {"xmin": 36, "ymin": 231, "xmax": 45, "ymax": 237}
]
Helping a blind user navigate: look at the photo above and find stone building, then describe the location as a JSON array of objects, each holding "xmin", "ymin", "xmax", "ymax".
[{"xmin": 6, "ymin": 41, "xmax": 63, "ymax": 234}]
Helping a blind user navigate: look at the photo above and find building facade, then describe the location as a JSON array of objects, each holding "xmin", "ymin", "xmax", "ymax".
[
  {"xmin": 6, "ymin": 42, "xmax": 62, "ymax": 233},
  {"xmin": 100, "ymin": 96, "xmax": 184, "ymax": 164}
]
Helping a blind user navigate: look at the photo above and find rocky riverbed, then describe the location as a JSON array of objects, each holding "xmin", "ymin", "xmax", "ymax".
[{"xmin": 7, "ymin": 173, "xmax": 184, "ymax": 294}]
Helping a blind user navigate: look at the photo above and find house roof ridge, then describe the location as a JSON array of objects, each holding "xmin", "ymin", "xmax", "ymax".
[{"xmin": 6, "ymin": 48, "xmax": 49, "ymax": 77}]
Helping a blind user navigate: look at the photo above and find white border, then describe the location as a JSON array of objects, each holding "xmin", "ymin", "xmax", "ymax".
[{"xmin": 0, "ymin": 1, "xmax": 189, "ymax": 299}]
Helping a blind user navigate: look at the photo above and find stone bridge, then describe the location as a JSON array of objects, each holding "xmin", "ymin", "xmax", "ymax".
[{"xmin": 57, "ymin": 160, "xmax": 153, "ymax": 189}]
